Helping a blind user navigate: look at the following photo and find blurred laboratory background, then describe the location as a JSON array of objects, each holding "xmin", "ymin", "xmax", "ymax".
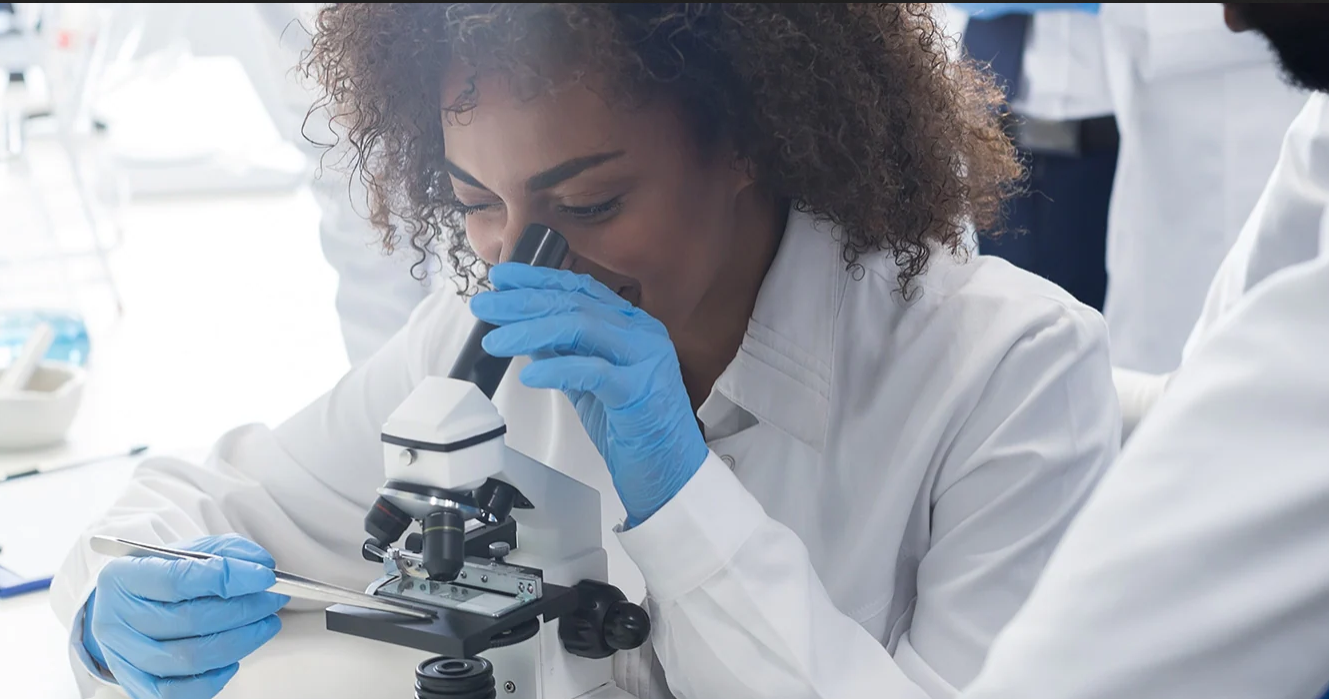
[
  {"xmin": 2, "ymin": 3, "xmax": 358, "ymax": 462},
  {"xmin": 1, "ymin": 8, "xmax": 371, "ymax": 691}
]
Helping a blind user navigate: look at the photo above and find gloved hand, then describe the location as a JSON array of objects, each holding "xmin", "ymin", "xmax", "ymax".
[
  {"xmin": 471, "ymin": 263, "xmax": 710, "ymax": 527},
  {"xmin": 83, "ymin": 534, "xmax": 289, "ymax": 699}
]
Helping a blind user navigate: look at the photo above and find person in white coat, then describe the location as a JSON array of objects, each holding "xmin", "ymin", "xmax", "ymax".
[
  {"xmin": 1098, "ymin": 2, "xmax": 1310, "ymax": 374},
  {"xmin": 1113, "ymin": 88, "xmax": 1329, "ymax": 440},
  {"xmin": 959, "ymin": 5, "xmax": 1329, "ymax": 695},
  {"xmin": 49, "ymin": 5, "xmax": 1120, "ymax": 699},
  {"xmin": 1184, "ymin": 91, "xmax": 1329, "ymax": 357},
  {"xmin": 249, "ymin": 2, "xmax": 440, "ymax": 367},
  {"xmin": 951, "ymin": 3, "xmax": 1117, "ymax": 312}
]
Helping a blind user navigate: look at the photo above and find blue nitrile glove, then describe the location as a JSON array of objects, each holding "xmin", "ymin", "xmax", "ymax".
[
  {"xmin": 951, "ymin": 3, "xmax": 1100, "ymax": 16},
  {"xmin": 83, "ymin": 534, "xmax": 289, "ymax": 699},
  {"xmin": 471, "ymin": 263, "xmax": 710, "ymax": 528}
]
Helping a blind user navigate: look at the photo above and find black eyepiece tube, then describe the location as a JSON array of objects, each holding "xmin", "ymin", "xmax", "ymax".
[{"xmin": 448, "ymin": 224, "xmax": 569, "ymax": 399}]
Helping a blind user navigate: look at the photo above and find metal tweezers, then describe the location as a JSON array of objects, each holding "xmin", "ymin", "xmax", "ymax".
[{"xmin": 89, "ymin": 535, "xmax": 435, "ymax": 620}]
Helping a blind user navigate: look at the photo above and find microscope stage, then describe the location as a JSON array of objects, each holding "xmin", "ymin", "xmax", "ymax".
[{"xmin": 326, "ymin": 581, "xmax": 579, "ymax": 659}]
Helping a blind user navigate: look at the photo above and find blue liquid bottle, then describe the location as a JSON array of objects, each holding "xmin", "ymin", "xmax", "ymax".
[{"xmin": 0, "ymin": 310, "xmax": 91, "ymax": 368}]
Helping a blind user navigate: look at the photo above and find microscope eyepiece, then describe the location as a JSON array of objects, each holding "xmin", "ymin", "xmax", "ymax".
[{"xmin": 447, "ymin": 224, "xmax": 569, "ymax": 399}]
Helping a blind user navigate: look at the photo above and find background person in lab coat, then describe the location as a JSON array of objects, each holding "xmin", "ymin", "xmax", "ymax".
[
  {"xmin": 51, "ymin": 5, "xmax": 1120, "ymax": 699},
  {"xmin": 251, "ymin": 2, "xmax": 442, "ymax": 367},
  {"xmin": 1113, "ymin": 87, "xmax": 1329, "ymax": 439},
  {"xmin": 958, "ymin": 4, "xmax": 1329, "ymax": 697},
  {"xmin": 951, "ymin": 3, "xmax": 1117, "ymax": 312},
  {"xmin": 1098, "ymin": 2, "xmax": 1310, "ymax": 374}
]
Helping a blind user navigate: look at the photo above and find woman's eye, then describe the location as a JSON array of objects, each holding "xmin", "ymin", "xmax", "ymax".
[
  {"xmin": 453, "ymin": 202, "xmax": 497, "ymax": 217},
  {"xmin": 557, "ymin": 197, "xmax": 623, "ymax": 221}
]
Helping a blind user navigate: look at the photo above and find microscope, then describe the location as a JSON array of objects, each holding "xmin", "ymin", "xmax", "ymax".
[{"xmin": 325, "ymin": 225, "xmax": 649, "ymax": 699}]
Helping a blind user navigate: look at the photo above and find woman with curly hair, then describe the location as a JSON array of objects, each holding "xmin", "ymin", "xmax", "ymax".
[{"xmin": 54, "ymin": 4, "xmax": 1119, "ymax": 699}]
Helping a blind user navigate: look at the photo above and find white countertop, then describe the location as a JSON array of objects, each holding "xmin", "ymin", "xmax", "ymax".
[{"xmin": 0, "ymin": 589, "xmax": 83, "ymax": 697}]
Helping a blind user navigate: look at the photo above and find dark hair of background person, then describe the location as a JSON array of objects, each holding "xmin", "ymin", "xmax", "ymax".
[{"xmin": 1227, "ymin": 3, "xmax": 1329, "ymax": 93}]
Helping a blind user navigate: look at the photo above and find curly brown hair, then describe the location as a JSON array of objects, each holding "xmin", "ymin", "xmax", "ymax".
[{"xmin": 301, "ymin": 3, "xmax": 1022, "ymax": 296}]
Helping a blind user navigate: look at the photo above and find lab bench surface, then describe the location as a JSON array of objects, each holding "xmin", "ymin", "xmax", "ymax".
[{"xmin": 0, "ymin": 589, "xmax": 80, "ymax": 698}]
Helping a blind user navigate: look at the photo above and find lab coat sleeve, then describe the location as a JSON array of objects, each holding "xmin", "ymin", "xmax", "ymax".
[
  {"xmin": 615, "ymin": 304, "xmax": 1118, "ymax": 699},
  {"xmin": 1182, "ymin": 92, "xmax": 1329, "ymax": 363},
  {"xmin": 1111, "ymin": 366, "xmax": 1170, "ymax": 444},
  {"xmin": 962, "ymin": 252, "xmax": 1329, "ymax": 699},
  {"xmin": 47, "ymin": 288, "xmax": 474, "ymax": 692}
]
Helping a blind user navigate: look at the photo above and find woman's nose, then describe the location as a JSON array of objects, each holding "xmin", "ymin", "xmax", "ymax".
[{"xmin": 468, "ymin": 220, "xmax": 528, "ymax": 267}]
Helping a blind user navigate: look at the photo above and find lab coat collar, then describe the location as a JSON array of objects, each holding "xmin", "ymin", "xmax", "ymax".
[{"xmin": 704, "ymin": 206, "xmax": 845, "ymax": 452}]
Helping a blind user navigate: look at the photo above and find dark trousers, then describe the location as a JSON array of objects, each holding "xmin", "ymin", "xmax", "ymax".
[{"xmin": 979, "ymin": 141, "xmax": 1117, "ymax": 312}]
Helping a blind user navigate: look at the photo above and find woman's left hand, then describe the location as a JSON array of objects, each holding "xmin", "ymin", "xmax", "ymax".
[{"xmin": 471, "ymin": 263, "xmax": 709, "ymax": 527}]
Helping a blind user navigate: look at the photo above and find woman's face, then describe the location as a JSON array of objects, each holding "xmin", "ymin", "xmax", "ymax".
[{"xmin": 440, "ymin": 67, "xmax": 756, "ymax": 331}]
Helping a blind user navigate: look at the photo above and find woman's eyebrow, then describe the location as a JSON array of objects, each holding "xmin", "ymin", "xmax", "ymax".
[
  {"xmin": 525, "ymin": 151, "xmax": 625, "ymax": 192},
  {"xmin": 444, "ymin": 160, "xmax": 489, "ymax": 190},
  {"xmin": 445, "ymin": 150, "xmax": 626, "ymax": 193}
]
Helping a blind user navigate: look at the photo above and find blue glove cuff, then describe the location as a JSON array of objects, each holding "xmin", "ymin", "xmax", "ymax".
[{"xmin": 82, "ymin": 591, "xmax": 109, "ymax": 673}]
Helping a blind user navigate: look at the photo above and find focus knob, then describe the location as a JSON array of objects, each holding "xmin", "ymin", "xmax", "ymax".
[
  {"xmin": 604, "ymin": 600, "xmax": 651, "ymax": 651},
  {"xmin": 559, "ymin": 580, "xmax": 651, "ymax": 659}
]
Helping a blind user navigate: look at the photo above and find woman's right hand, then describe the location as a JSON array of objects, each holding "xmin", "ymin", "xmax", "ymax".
[{"xmin": 84, "ymin": 534, "xmax": 290, "ymax": 699}]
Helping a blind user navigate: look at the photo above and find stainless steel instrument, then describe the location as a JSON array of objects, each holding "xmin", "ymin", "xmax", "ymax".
[{"xmin": 90, "ymin": 534, "xmax": 435, "ymax": 620}]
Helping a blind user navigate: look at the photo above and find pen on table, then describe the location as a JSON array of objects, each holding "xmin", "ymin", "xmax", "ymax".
[{"xmin": 0, "ymin": 445, "xmax": 150, "ymax": 483}]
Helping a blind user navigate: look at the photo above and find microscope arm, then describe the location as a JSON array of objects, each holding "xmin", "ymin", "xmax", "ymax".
[{"xmin": 495, "ymin": 446, "xmax": 604, "ymax": 572}]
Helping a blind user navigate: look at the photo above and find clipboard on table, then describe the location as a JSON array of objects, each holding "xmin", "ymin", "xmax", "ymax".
[
  {"xmin": 0, "ymin": 559, "xmax": 53, "ymax": 598},
  {"xmin": 0, "ymin": 447, "xmax": 146, "ymax": 598}
]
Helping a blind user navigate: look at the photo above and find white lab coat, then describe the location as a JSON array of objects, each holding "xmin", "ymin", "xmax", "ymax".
[
  {"xmin": 1112, "ymin": 93, "xmax": 1329, "ymax": 440},
  {"xmin": 1098, "ymin": 2, "xmax": 1310, "ymax": 374},
  {"xmin": 959, "ymin": 210, "xmax": 1329, "ymax": 699},
  {"xmin": 1010, "ymin": 10, "xmax": 1113, "ymax": 123},
  {"xmin": 251, "ymin": 2, "xmax": 437, "ymax": 367},
  {"xmin": 1184, "ymin": 92, "xmax": 1329, "ymax": 358},
  {"xmin": 50, "ymin": 209, "xmax": 1120, "ymax": 699}
]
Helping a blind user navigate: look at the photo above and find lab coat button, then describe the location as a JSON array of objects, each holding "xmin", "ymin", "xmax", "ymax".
[{"xmin": 721, "ymin": 454, "xmax": 736, "ymax": 468}]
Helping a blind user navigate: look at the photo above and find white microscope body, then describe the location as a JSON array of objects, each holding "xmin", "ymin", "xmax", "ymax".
[
  {"xmin": 325, "ymin": 225, "xmax": 645, "ymax": 699},
  {"xmin": 379, "ymin": 377, "xmax": 635, "ymax": 699}
]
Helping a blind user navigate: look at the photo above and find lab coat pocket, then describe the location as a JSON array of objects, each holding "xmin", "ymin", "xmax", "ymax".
[{"xmin": 1138, "ymin": 3, "xmax": 1280, "ymax": 81}]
